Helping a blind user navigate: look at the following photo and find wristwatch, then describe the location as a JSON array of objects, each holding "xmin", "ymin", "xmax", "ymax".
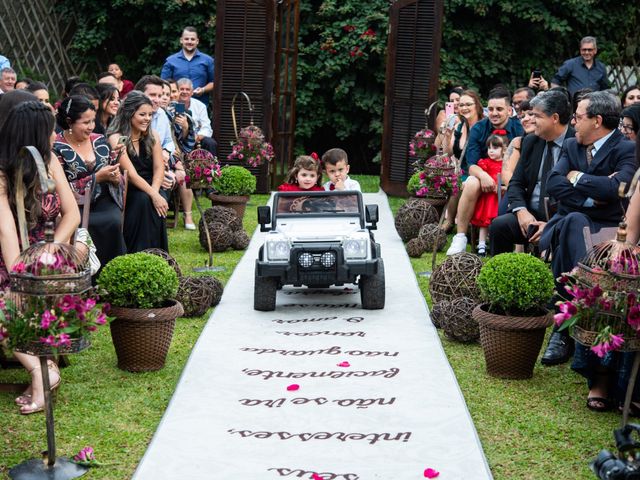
[{"xmin": 569, "ymin": 171, "xmax": 581, "ymax": 186}]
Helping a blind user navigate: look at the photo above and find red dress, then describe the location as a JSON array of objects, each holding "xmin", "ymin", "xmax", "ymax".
[
  {"xmin": 470, "ymin": 158, "xmax": 502, "ymax": 228},
  {"xmin": 277, "ymin": 183, "xmax": 324, "ymax": 192}
]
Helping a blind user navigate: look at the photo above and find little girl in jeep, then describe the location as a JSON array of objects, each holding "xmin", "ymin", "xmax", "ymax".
[{"xmin": 278, "ymin": 155, "xmax": 324, "ymax": 192}]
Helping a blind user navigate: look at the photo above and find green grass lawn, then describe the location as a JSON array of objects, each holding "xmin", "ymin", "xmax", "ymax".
[{"xmin": 0, "ymin": 178, "xmax": 620, "ymax": 479}]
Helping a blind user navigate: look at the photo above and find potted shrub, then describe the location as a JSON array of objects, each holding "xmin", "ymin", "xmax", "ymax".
[
  {"xmin": 209, "ymin": 165, "xmax": 257, "ymax": 220},
  {"xmin": 472, "ymin": 253, "xmax": 555, "ymax": 379},
  {"xmin": 97, "ymin": 252, "xmax": 183, "ymax": 372}
]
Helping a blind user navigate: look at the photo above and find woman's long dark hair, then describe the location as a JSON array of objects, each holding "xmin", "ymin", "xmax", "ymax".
[
  {"xmin": 0, "ymin": 101, "xmax": 55, "ymax": 227},
  {"xmin": 96, "ymin": 84, "xmax": 119, "ymax": 131}
]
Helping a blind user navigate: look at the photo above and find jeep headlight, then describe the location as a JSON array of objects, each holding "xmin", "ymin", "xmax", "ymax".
[
  {"xmin": 266, "ymin": 235, "xmax": 290, "ymax": 261},
  {"xmin": 343, "ymin": 233, "xmax": 369, "ymax": 260}
]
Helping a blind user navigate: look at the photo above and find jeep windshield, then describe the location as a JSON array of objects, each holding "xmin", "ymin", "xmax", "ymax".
[{"xmin": 275, "ymin": 192, "xmax": 361, "ymax": 216}]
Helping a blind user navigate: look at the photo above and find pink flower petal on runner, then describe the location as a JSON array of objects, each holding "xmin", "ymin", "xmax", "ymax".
[
  {"xmin": 312, "ymin": 474, "xmax": 323, "ymax": 480},
  {"xmin": 337, "ymin": 361, "xmax": 351, "ymax": 367},
  {"xmin": 424, "ymin": 468, "xmax": 440, "ymax": 478},
  {"xmin": 286, "ymin": 384, "xmax": 300, "ymax": 391}
]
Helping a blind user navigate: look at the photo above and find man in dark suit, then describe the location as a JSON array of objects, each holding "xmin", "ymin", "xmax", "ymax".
[
  {"xmin": 539, "ymin": 91, "xmax": 637, "ymax": 365},
  {"xmin": 490, "ymin": 90, "xmax": 574, "ymax": 255}
]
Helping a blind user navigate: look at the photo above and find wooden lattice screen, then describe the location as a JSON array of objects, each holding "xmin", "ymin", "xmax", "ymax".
[
  {"xmin": 213, "ymin": 0, "xmax": 276, "ymax": 194},
  {"xmin": 271, "ymin": 0, "xmax": 300, "ymax": 189},
  {"xmin": 380, "ymin": 0, "xmax": 443, "ymax": 196},
  {"xmin": 0, "ymin": 0, "xmax": 89, "ymax": 95}
]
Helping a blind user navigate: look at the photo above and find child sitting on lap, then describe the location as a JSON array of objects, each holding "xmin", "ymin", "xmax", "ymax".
[
  {"xmin": 322, "ymin": 148, "xmax": 361, "ymax": 192},
  {"xmin": 278, "ymin": 155, "xmax": 325, "ymax": 192},
  {"xmin": 470, "ymin": 131, "xmax": 508, "ymax": 256}
]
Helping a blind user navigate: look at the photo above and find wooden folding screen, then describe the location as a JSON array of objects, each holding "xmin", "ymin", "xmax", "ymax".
[
  {"xmin": 213, "ymin": 0, "xmax": 276, "ymax": 193},
  {"xmin": 381, "ymin": 0, "xmax": 443, "ymax": 196}
]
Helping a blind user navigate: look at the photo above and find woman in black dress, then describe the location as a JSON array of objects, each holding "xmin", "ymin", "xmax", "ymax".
[
  {"xmin": 107, "ymin": 91, "xmax": 168, "ymax": 252},
  {"xmin": 54, "ymin": 95, "xmax": 126, "ymax": 268}
]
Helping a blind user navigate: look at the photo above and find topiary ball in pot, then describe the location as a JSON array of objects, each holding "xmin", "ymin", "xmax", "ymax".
[
  {"xmin": 97, "ymin": 252, "xmax": 182, "ymax": 372},
  {"xmin": 476, "ymin": 253, "xmax": 554, "ymax": 316},
  {"xmin": 98, "ymin": 252, "xmax": 179, "ymax": 309},
  {"xmin": 406, "ymin": 171, "xmax": 422, "ymax": 196},
  {"xmin": 212, "ymin": 165, "xmax": 256, "ymax": 196}
]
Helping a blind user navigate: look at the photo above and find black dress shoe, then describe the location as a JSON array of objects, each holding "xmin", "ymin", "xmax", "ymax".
[{"xmin": 541, "ymin": 331, "xmax": 574, "ymax": 366}]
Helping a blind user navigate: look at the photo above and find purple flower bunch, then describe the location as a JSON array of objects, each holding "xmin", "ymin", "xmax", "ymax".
[
  {"xmin": 228, "ymin": 125, "xmax": 275, "ymax": 168},
  {"xmin": 554, "ymin": 273, "xmax": 640, "ymax": 358},
  {"xmin": 0, "ymin": 291, "xmax": 110, "ymax": 352},
  {"xmin": 408, "ymin": 128, "xmax": 437, "ymax": 161},
  {"xmin": 414, "ymin": 156, "xmax": 463, "ymax": 198},
  {"xmin": 184, "ymin": 150, "xmax": 221, "ymax": 189},
  {"xmin": 12, "ymin": 251, "xmax": 77, "ymax": 276}
]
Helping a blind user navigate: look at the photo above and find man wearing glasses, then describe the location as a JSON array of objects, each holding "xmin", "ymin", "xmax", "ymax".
[{"xmin": 551, "ymin": 36, "xmax": 609, "ymax": 96}]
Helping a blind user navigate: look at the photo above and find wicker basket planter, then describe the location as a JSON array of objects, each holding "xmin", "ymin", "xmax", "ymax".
[
  {"xmin": 208, "ymin": 194, "xmax": 250, "ymax": 220},
  {"xmin": 473, "ymin": 304, "xmax": 553, "ymax": 379},
  {"xmin": 109, "ymin": 300, "xmax": 184, "ymax": 372}
]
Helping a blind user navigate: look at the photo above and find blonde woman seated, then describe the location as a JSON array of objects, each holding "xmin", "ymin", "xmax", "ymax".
[{"xmin": 0, "ymin": 101, "xmax": 80, "ymax": 414}]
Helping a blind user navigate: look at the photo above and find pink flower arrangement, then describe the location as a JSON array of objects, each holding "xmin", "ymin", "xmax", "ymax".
[
  {"xmin": 12, "ymin": 251, "xmax": 77, "ymax": 276},
  {"xmin": 412, "ymin": 155, "xmax": 463, "ymax": 198},
  {"xmin": 228, "ymin": 125, "xmax": 275, "ymax": 168},
  {"xmin": 554, "ymin": 272, "xmax": 640, "ymax": 358},
  {"xmin": 409, "ymin": 128, "xmax": 437, "ymax": 161},
  {"xmin": 184, "ymin": 150, "xmax": 221, "ymax": 189},
  {"xmin": 0, "ymin": 291, "xmax": 110, "ymax": 352}
]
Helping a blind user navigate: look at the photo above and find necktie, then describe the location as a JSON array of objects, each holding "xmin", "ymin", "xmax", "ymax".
[
  {"xmin": 538, "ymin": 141, "xmax": 555, "ymax": 215},
  {"xmin": 585, "ymin": 143, "xmax": 594, "ymax": 165}
]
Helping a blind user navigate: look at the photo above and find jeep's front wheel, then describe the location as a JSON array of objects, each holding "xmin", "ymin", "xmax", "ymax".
[
  {"xmin": 360, "ymin": 259, "xmax": 385, "ymax": 309},
  {"xmin": 254, "ymin": 268, "xmax": 278, "ymax": 311}
]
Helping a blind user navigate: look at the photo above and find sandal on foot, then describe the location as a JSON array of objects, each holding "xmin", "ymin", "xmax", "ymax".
[
  {"xmin": 19, "ymin": 400, "xmax": 45, "ymax": 415},
  {"xmin": 587, "ymin": 396, "xmax": 611, "ymax": 412}
]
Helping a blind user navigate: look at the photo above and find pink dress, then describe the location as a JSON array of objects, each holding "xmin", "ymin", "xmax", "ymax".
[{"xmin": 470, "ymin": 158, "xmax": 502, "ymax": 228}]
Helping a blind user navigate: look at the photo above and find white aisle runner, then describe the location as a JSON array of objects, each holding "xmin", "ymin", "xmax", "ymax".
[{"xmin": 134, "ymin": 191, "xmax": 493, "ymax": 480}]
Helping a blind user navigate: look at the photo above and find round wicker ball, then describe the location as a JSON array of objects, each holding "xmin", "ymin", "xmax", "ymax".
[
  {"xmin": 440, "ymin": 296, "xmax": 480, "ymax": 343},
  {"xmin": 200, "ymin": 206, "xmax": 242, "ymax": 232},
  {"xmin": 430, "ymin": 300, "xmax": 450, "ymax": 329},
  {"xmin": 429, "ymin": 252, "xmax": 482, "ymax": 302},
  {"xmin": 232, "ymin": 230, "xmax": 250, "ymax": 250},
  {"xmin": 418, "ymin": 224, "xmax": 447, "ymax": 252},
  {"xmin": 176, "ymin": 276, "xmax": 215, "ymax": 317},
  {"xmin": 199, "ymin": 275, "xmax": 224, "ymax": 306},
  {"xmin": 406, "ymin": 237, "xmax": 426, "ymax": 258},
  {"xmin": 199, "ymin": 222, "xmax": 234, "ymax": 252},
  {"xmin": 394, "ymin": 199, "xmax": 438, "ymax": 242},
  {"xmin": 141, "ymin": 248, "xmax": 182, "ymax": 277}
]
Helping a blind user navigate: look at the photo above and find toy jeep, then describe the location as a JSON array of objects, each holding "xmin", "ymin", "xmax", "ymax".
[{"xmin": 254, "ymin": 191, "xmax": 385, "ymax": 311}]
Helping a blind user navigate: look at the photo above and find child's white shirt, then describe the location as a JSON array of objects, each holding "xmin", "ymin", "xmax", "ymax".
[{"xmin": 323, "ymin": 176, "xmax": 361, "ymax": 192}]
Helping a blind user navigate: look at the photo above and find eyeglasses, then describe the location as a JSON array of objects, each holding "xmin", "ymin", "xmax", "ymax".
[
  {"xmin": 619, "ymin": 121, "xmax": 634, "ymax": 132},
  {"xmin": 581, "ymin": 48, "xmax": 595, "ymax": 52},
  {"xmin": 572, "ymin": 112, "xmax": 589, "ymax": 122}
]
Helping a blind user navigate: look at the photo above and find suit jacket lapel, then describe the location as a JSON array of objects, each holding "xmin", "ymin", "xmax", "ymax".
[{"xmin": 527, "ymin": 137, "xmax": 546, "ymax": 193}]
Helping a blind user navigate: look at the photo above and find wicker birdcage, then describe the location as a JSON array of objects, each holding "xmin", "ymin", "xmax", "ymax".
[
  {"xmin": 570, "ymin": 222, "xmax": 640, "ymax": 351},
  {"xmin": 429, "ymin": 253, "xmax": 482, "ymax": 303},
  {"xmin": 142, "ymin": 248, "xmax": 182, "ymax": 278}
]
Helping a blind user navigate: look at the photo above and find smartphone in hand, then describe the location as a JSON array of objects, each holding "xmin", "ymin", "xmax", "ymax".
[{"xmin": 445, "ymin": 102, "xmax": 455, "ymax": 117}]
